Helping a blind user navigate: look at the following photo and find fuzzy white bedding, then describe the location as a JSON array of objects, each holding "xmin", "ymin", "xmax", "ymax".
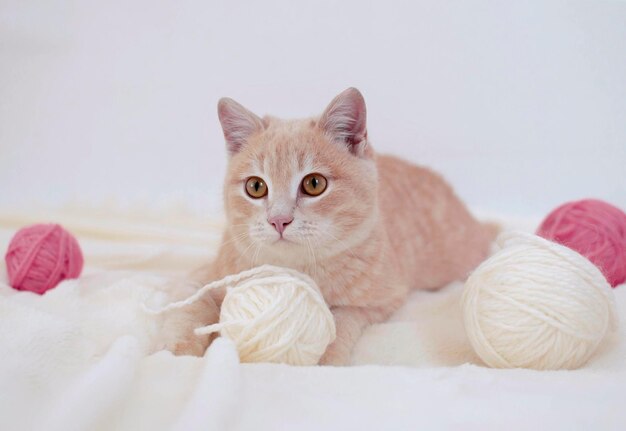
[{"xmin": 1, "ymin": 207, "xmax": 624, "ymax": 431}]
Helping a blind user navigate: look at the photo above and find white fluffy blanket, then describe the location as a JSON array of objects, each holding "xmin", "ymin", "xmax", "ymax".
[{"xmin": 1, "ymin": 207, "xmax": 624, "ymax": 430}]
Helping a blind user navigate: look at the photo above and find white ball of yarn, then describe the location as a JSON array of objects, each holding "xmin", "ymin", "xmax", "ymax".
[
  {"xmin": 462, "ymin": 231, "xmax": 618, "ymax": 370},
  {"xmin": 195, "ymin": 265, "xmax": 336, "ymax": 366}
]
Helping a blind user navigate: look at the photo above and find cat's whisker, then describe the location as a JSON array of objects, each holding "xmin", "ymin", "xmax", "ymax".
[
  {"xmin": 218, "ymin": 231, "xmax": 250, "ymax": 248},
  {"xmin": 303, "ymin": 236, "xmax": 313, "ymax": 269},
  {"xmin": 237, "ymin": 237, "xmax": 261, "ymax": 267},
  {"xmin": 252, "ymin": 241, "xmax": 263, "ymax": 267},
  {"xmin": 306, "ymin": 237, "xmax": 319, "ymax": 281},
  {"xmin": 317, "ymin": 230, "xmax": 359, "ymax": 259}
]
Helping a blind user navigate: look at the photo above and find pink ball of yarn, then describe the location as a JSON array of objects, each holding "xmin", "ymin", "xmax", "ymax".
[
  {"xmin": 537, "ymin": 199, "xmax": 626, "ymax": 287},
  {"xmin": 5, "ymin": 224, "xmax": 84, "ymax": 294}
]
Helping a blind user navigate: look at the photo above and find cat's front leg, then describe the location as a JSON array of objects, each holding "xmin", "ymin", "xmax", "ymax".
[
  {"xmin": 160, "ymin": 295, "xmax": 219, "ymax": 356},
  {"xmin": 318, "ymin": 306, "xmax": 384, "ymax": 366}
]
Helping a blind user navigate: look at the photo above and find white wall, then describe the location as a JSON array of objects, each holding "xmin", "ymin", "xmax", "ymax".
[{"xmin": 1, "ymin": 0, "xmax": 625, "ymax": 216}]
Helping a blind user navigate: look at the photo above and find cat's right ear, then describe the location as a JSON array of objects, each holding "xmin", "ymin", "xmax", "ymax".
[{"xmin": 217, "ymin": 98, "xmax": 264, "ymax": 156}]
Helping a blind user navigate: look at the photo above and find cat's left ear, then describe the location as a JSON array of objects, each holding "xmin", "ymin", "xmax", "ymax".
[{"xmin": 319, "ymin": 87, "xmax": 368, "ymax": 157}]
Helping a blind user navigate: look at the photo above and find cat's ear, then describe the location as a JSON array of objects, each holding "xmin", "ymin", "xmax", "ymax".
[
  {"xmin": 319, "ymin": 87, "xmax": 368, "ymax": 157},
  {"xmin": 218, "ymin": 97, "xmax": 265, "ymax": 156}
]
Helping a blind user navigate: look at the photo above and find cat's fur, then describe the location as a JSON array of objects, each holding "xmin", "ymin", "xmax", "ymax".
[{"xmin": 189, "ymin": 88, "xmax": 495, "ymax": 365}]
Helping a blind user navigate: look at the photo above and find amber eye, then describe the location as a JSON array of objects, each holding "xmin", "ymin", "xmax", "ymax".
[
  {"xmin": 301, "ymin": 173, "xmax": 328, "ymax": 196},
  {"xmin": 245, "ymin": 176, "xmax": 268, "ymax": 198}
]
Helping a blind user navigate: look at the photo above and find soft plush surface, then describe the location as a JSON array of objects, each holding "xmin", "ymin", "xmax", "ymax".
[{"xmin": 1, "ymin": 206, "xmax": 624, "ymax": 430}]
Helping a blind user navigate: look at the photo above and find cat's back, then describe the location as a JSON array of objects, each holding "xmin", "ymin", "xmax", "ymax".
[{"xmin": 376, "ymin": 154, "xmax": 494, "ymax": 289}]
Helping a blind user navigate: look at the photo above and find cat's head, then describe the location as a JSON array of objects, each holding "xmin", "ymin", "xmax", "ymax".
[{"xmin": 218, "ymin": 88, "xmax": 378, "ymax": 264}]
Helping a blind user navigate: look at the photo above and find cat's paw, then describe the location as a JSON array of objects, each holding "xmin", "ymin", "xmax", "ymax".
[
  {"xmin": 318, "ymin": 341, "xmax": 351, "ymax": 366},
  {"xmin": 166, "ymin": 335, "xmax": 212, "ymax": 357},
  {"xmin": 158, "ymin": 297, "xmax": 219, "ymax": 357}
]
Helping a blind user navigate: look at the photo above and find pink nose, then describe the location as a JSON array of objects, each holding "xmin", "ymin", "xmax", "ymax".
[{"xmin": 268, "ymin": 215, "xmax": 294, "ymax": 235}]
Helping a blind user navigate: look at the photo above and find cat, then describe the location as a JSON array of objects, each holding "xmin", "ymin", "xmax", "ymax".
[{"xmin": 187, "ymin": 88, "xmax": 495, "ymax": 365}]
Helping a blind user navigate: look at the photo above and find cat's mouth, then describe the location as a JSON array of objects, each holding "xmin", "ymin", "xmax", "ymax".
[{"xmin": 273, "ymin": 237, "xmax": 293, "ymax": 244}]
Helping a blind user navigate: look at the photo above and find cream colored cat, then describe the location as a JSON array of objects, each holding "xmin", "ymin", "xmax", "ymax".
[{"xmin": 189, "ymin": 88, "xmax": 494, "ymax": 365}]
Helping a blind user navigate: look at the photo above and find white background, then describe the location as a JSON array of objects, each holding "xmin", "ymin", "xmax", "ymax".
[{"xmin": 1, "ymin": 0, "xmax": 625, "ymax": 216}]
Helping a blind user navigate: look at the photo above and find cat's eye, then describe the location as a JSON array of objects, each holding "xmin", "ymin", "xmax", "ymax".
[
  {"xmin": 245, "ymin": 176, "xmax": 268, "ymax": 198},
  {"xmin": 301, "ymin": 173, "xmax": 327, "ymax": 196}
]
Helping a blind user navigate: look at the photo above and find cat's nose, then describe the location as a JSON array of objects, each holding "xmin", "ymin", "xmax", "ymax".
[{"xmin": 268, "ymin": 215, "xmax": 294, "ymax": 235}]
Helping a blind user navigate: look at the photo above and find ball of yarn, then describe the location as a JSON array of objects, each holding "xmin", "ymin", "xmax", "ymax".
[
  {"xmin": 537, "ymin": 199, "xmax": 626, "ymax": 287},
  {"xmin": 159, "ymin": 265, "xmax": 336, "ymax": 365},
  {"xmin": 5, "ymin": 224, "xmax": 84, "ymax": 294},
  {"xmin": 462, "ymin": 232, "xmax": 617, "ymax": 370}
]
